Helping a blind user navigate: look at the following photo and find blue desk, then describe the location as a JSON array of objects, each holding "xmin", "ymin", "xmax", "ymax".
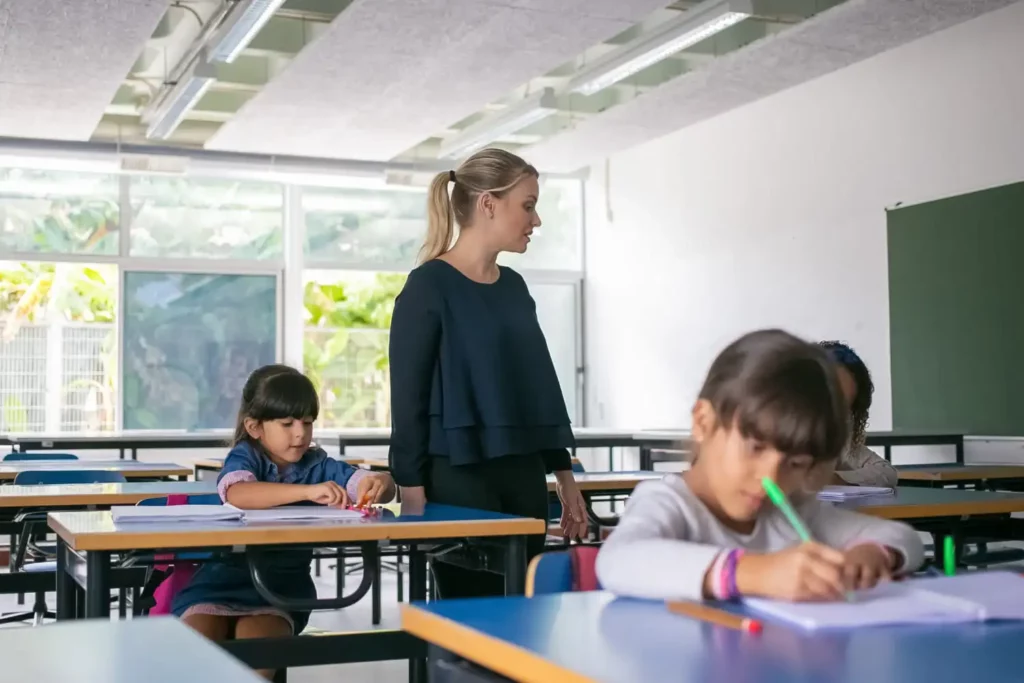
[
  {"xmin": 402, "ymin": 591, "xmax": 1024, "ymax": 683},
  {"xmin": 49, "ymin": 503, "xmax": 545, "ymax": 682},
  {"xmin": 2, "ymin": 617, "xmax": 264, "ymax": 682}
]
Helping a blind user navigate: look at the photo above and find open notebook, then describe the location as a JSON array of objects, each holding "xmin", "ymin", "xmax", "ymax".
[
  {"xmin": 745, "ymin": 572, "xmax": 1024, "ymax": 630},
  {"xmin": 817, "ymin": 485, "xmax": 895, "ymax": 501},
  {"xmin": 112, "ymin": 504, "xmax": 363, "ymax": 524}
]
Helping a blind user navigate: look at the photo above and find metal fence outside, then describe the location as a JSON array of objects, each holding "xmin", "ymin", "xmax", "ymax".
[{"xmin": 0, "ymin": 322, "xmax": 390, "ymax": 433}]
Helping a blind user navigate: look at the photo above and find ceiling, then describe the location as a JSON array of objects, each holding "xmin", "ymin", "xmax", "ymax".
[{"xmin": 0, "ymin": 0, "xmax": 1018, "ymax": 172}]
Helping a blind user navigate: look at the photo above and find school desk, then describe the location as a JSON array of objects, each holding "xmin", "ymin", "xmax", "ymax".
[
  {"xmin": 0, "ymin": 480, "xmax": 215, "ymax": 508},
  {"xmin": 48, "ymin": 503, "xmax": 544, "ymax": 682},
  {"xmin": 898, "ymin": 464, "xmax": 1024, "ymax": 489},
  {"xmin": 0, "ymin": 460, "xmax": 191, "ymax": 482},
  {"xmin": 2, "ymin": 617, "xmax": 265, "ymax": 683},
  {"xmin": 193, "ymin": 455, "xmax": 393, "ymax": 480},
  {"xmin": 634, "ymin": 429, "xmax": 968, "ymax": 470},
  {"xmin": 401, "ymin": 590, "xmax": 1024, "ymax": 683}
]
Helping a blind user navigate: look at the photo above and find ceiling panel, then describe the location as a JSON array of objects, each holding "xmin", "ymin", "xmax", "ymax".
[
  {"xmin": 527, "ymin": 0, "xmax": 1019, "ymax": 172},
  {"xmin": 207, "ymin": 0, "xmax": 673, "ymax": 160},
  {"xmin": 0, "ymin": 0, "xmax": 169, "ymax": 140}
]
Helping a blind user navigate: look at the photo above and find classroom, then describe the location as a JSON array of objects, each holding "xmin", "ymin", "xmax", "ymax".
[{"xmin": 1, "ymin": 0, "xmax": 1023, "ymax": 681}]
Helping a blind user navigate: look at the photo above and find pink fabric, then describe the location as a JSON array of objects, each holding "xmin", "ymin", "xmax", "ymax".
[
  {"xmin": 346, "ymin": 468, "xmax": 370, "ymax": 502},
  {"xmin": 150, "ymin": 494, "xmax": 197, "ymax": 615},
  {"xmin": 218, "ymin": 469, "xmax": 256, "ymax": 502},
  {"xmin": 570, "ymin": 546, "xmax": 600, "ymax": 592}
]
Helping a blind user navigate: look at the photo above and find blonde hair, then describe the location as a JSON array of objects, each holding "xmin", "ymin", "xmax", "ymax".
[{"xmin": 420, "ymin": 148, "xmax": 539, "ymax": 263}]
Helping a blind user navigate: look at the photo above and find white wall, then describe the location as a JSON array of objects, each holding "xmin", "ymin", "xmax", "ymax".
[{"xmin": 583, "ymin": 2, "xmax": 1024, "ymax": 440}]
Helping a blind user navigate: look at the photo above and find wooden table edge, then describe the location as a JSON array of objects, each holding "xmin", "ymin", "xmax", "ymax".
[
  {"xmin": 899, "ymin": 467, "xmax": 1024, "ymax": 482},
  {"xmin": 401, "ymin": 604, "xmax": 594, "ymax": 683},
  {"xmin": 47, "ymin": 515, "xmax": 546, "ymax": 552},
  {"xmin": 858, "ymin": 499, "xmax": 1024, "ymax": 519},
  {"xmin": 0, "ymin": 491, "xmax": 185, "ymax": 507},
  {"xmin": 0, "ymin": 467, "xmax": 191, "ymax": 482}
]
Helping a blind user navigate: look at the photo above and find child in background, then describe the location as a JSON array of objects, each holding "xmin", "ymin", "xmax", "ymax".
[
  {"xmin": 173, "ymin": 364, "xmax": 396, "ymax": 680},
  {"xmin": 597, "ymin": 330, "xmax": 923, "ymax": 603},
  {"xmin": 819, "ymin": 340, "xmax": 898, "ymax": 488}
]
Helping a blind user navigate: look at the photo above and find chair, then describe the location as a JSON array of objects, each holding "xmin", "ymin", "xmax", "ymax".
[
  {"xmin": 525, "ymin": 546, "xmax": 600, "ymax": 597},
  {"xmin": 4, "ymin": 452, "xmax": 79, "ymax": 461},
  {"xmin": 3, "ymin": 469, "xmax": 128, "ymax": 626}
]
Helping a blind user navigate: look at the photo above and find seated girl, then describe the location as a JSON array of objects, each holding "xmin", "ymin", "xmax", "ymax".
[
  {"xmin": 597, "ymin": 329, "xmax": 923, "ymax": 602},
  {"xmin": 819, "ymin": 340, "xmax": 898, "ymax": 488},
  {"xmin": 173, "ymin": 364, "xmax": 395, "ymax": 679}
]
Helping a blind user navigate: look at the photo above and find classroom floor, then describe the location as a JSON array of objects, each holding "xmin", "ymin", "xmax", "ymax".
[{"xmin": 0, "ymin": 562, "xmax": 408, "ymax": 683}]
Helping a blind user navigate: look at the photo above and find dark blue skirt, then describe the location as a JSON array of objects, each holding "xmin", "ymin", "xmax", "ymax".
[{"xmin": 172, "ymin": 552, "xmax": 316, "ymax": 633}]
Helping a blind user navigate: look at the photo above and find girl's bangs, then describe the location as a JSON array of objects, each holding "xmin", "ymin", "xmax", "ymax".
[{"xmin": 251, "ymin": 372, "xmax": 320, "ymax": 421}]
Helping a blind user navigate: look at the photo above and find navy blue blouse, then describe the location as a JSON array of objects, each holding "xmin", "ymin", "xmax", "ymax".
[{"xmin": 388, "ymin": 260, "xmax": 574, "ymax": 487}]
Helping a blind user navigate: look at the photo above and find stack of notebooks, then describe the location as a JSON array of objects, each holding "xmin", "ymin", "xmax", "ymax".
[
  {"xmin": 111, "ymin": 504, "xmax": 364, "ymax": 524},
  {"xmin": 745, "ymin": 572, "xmax": 1024, "ymax": 630},
  {"xmin": 817, "ymin": 485, "xmax": 895, "ymax": 502}
]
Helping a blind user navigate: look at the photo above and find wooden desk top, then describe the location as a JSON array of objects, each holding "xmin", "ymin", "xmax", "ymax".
[
  {"xmin": 898, "ymin": 465, "xmax": 1024, "ymax": 482},
  {"xmin": 0, "ymin": 460, "xmax": 191, "ymax": 482},
  {"xmin": 851, "ymin": 486, "xmax": 1024, "ymax": 519},
  {"xmin": 402, "ymin": 591, "xmax": 1024, "ymax": 683},
  {"xmin": 0, "ymin": 481, "xmax": 215, "ymax": 508},
  {"xmin": 48, "ymin": 503, "xmax": 545, "ymax": 552},
  {"xmin": 549, "ymin": 472, "xmax": 663, "ymax": 492},
  {"xmin": 196, "ymin": 456, "xmax": 584, "ymax": 472},
  {"xmin": 1, "ymin": 617, "xmax": 263, "ymax": 682}
]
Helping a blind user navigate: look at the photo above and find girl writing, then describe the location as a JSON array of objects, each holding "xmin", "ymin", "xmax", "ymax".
[
  {"xmin": 820, "ymin": 340, "xmax": 898, "ymax": 487},
  {"xmin": 597, "ymin": 330, "xmax": 923, "ymax": 603},
  {"xmin": 173, "ymin": 364, "xmax": 395, "ymax": 679}
]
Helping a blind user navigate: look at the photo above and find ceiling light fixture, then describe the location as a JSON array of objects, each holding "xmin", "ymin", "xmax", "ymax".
[
  {"xmin": 207, "ymin": 0, "xmax": 288, "ymax": 64},
  {"xmin": 143, "ymin": 57, "xmax": 217, "ymax": 141},
  {"xmin": 566, "ymin": 0, "xmax": 752, "ymax": 96},
  {"xmin": 437, "ymin": 88, "xmax": 559, "ymax": 160}
]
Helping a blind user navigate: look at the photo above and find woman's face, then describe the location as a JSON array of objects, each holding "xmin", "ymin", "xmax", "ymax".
[{"xmin": 487, "ymin": 175, "xmax": 541, "ymax": 254}]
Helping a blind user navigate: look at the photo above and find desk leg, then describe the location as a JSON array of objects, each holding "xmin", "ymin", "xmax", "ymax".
[
  {"xmin": 335, "ymin": 548, "xmax": 345, "ymax": 596},
  {"xmin": 408, "ymin": 544, "xmax": 427, "ymax": 683},
  {"xmin": 639, "ymin": 446, "xmax": 652, "ymax": 471},
  {"xmin": 504, "ymin": 536, "xmax": 527, "ymax": 596},
  {"xmin": 371, "ymin": 544, "xmax": 382, "ymax": 626},
  {"xmin": 85, "ymin": 551, "xmax": 111, "ymax": 619},
  {"xmin": 955, "ymin": 438, "xmax": 964, "ymax": 466},
  {"xmin": 56, "ymin": 538, "xmax": 75, "ymax": 621}
]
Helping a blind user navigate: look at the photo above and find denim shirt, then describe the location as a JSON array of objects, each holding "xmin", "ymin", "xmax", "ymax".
[{"xmin": 217, "ymin": 440, "xmax": 364, "ymax": 501}]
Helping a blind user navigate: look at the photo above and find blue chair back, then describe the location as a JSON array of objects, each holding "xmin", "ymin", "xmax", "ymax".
[
  {"xmin": 4, "ymin": 452, "xmax": 79, "ymax": 461},
  {"xmin": 549, "ymin": 460, "xmax": 587, "ymax": 521},
  {"xmin": 137, "ymin": 494, "xmax": 222, "ymax": 506},
  {"xmin": 526, "ymin": 551, "xmax": 574, "ymax": 597},
  {"xmin": 13, "ymin": 470, "xmax": 127, "ymax": 485}
]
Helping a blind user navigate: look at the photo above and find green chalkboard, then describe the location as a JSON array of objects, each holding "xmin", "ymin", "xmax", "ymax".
[{"xmin": 887, "ymin": 180, "xmax": 1024, "ymax": 436}]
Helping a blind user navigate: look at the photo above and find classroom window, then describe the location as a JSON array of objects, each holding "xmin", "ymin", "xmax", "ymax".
[
  {"xmin": 0, "ymin": 168, "xmax": 120, "ymax": 255},
  {"xmin": 0, "ymin": 260, "xmax": 118, "ymax": 433},
  {"xmin": 526, "ymin": 281, "xmax": 581, "ymax": 423},
  {"xmin": 499, "ymin": 178, "xmax": 583, "ymax": 271},
  {"xmin": 128, "ymin": 176, "xmax": 284, "ymax": 260},
  {"xmin": 122, "ymin": 271, "xmax": 278, "ymax": 430},
  {"xmin": 303, "ymin": 270, "xmax": 406, "ymax": 428}
]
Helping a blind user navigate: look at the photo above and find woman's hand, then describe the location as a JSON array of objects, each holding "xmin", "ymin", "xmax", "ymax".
[
  {"xmin": 736, "ymin": 542, "xmax": 847, "ymax": 602},
  {"xmin": 306, "ymin": 481, "xmax": 349, "ymax": 507},
  {"xmin": 842, "ymin": 543, "xmax": 894, "ymax": 590},
  {"xmin": 554, "ymin": 471, "xmax": 589, "ymax": 541},
  {"xmin": 355, "ymin": 474, "xmax": 394, "ymax": 507}
]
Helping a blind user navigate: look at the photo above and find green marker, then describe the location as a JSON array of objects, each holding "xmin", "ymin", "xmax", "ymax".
[
  {"xmin": 762, "ymin": 477, "xmax": 854, "ymax": 601},
  {"xmin": 944, "ymin": 536, "xmax": 956, "ymax": 576},
  {"xmin": 761, "ymin": 477, "xmax": 813, "ymax": 542}
]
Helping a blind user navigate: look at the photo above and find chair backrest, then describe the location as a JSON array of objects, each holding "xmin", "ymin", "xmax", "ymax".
[
  {"xmin": 4, "ymin": 452, "xmax": 79, "ymax": 461},
  {"xmin": 13, "ymin": 470, "xmax": 126, "ymax": 485},
  {"xmin": 526, "ymin": 546, "xmax": 601, "ymax": 597}
]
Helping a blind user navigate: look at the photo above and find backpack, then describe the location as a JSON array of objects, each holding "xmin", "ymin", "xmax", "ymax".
[
  {"xmin": 136, "ymin": 495, "xmax": 200, "ymax": 615},
  {"xmin": 569, "ymin": 545, "xmax": 601, "ymax": 592}
]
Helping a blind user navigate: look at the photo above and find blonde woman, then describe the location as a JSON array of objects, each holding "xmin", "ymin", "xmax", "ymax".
[{"xmin": 388, "ymin": 149, "xmax": 587, "ymax": 598}]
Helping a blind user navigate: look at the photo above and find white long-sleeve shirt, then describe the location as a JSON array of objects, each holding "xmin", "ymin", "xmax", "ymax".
[
  {"xmin": 836, "ymin": 443, "xmax": 899, "ymax": 487},
  {"xmin": 596, "ymin": 474, "xmax": 924, "ymax": 601}
]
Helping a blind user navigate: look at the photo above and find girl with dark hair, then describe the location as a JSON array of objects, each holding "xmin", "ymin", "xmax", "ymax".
[
  {"xmin": 174, "ymin": 364, "xmax": 395, "ymax": 680},
  {"xmin": 819, "ymin": 341, "xmax": 898, "ymax": 488},
  {"xmin": 597, "ymin": 330, "xmax": 922, "ymax": 603}
]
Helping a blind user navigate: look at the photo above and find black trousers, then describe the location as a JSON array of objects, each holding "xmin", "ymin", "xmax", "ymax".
[{"xmin": 424, "ymin": 453, "xmax": 549, "ymax": 599}]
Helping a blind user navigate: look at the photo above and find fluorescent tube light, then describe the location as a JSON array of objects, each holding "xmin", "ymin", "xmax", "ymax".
[
  {"xmin": 567, "ymin": 0, "xmax": 752, "ymax": 96},
  {"xmin": 144, "ymin": 58, "xmax": 217, "ymax": 141},
  {"xmin": 437, "ymin": 89, "xmax": 559, "ymax": 160},
  {"xmin": 207, "ymin": 0, "xmax": 287, "ymax": 64}
]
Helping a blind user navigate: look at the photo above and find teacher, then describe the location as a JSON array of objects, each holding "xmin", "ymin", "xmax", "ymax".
[{"xmin": 388, "ymin": 148, "xmax": 588, "ymax": 599}]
